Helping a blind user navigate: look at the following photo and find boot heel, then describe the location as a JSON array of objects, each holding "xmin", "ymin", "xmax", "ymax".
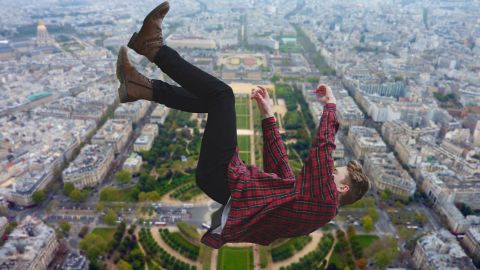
[
  {"xmin": 118, "ymin": 83, "xmax": 128, "ymax": 103},
  {"xmin": 127, "ymin": 32, "xmax": 138, "ymax": 49}
]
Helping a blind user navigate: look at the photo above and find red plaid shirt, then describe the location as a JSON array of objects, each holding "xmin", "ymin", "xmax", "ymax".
[{"xmin": 200, "ymin": 103, "xmax": 340, "ymax": 249}]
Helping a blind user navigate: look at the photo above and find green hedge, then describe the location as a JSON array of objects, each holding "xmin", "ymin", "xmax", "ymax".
[
  {"xmin": 271, "ymin": 235, "xmax": 312, "ymax": 262},
  {"xmin": 177, "ymin": 221, "xmax": 200, "ymax": 243},
  {"xmin": 139, "ymin": 228, "xmax": 196, "ymax": 270},
  {"xmin": 157, "ymin": 173, "xmax": 195, "ymax": 196},
  {"xmin": 160, "ymin": 229, "xmax": 200, "ymax": 260},
  {"xmin": 170, "ymin": 182, "xmax": 204, "ymax": 201}
]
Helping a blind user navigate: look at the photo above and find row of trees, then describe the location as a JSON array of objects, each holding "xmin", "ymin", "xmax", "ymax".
[
  {"xmin": 139, "ymin": 228, "xmax": 196, "ymax": 270},
  {"xmin": 170, "ymin": 182, "xmax": 203, "ymax": 201},
  {"xmin": 176, "ymin": 221, "xmax": 200, "ymax": 244},
  {"xmin": 279, "ymin": 234, "xmax": 334, "ymax": 270},
  {"xmin": 159, "ymin": 228, "xmax": 200, "ymax": 260},
  {"xmin": 63, "ymin": 182, "xmax": 88, "ymax": 202},
  {"xmin": 292, "ymin": 24, "xmax": 336, "ymax": 76},
  {"xmin": 274, "ymin": 83, "xmax": 316, "ymax": 161},
  {"xmin": 330, "ymin": 229, "xmax": 356, "ymax": 269},
  {"xmin": 271, "ymin": 235, "xmax": 312, "ymax": 262}
]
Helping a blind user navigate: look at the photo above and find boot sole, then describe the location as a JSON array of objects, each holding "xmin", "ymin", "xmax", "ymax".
[
  {"xmin": 116, "ymin": 46, "xmax": 128, "ymax": 103},
  {"xmin": 127, "ymin": 1, "xmax": 170, "ymax": 50}
]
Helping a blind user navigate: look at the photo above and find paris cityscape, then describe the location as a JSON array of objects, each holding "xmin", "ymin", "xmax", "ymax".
[{"xmin": 0, "ymin": 0, "xmax": 480, "ymax": 269}]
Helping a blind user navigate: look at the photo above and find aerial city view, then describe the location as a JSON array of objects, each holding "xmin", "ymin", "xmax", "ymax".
[{"xmin": 0, "ymin": 0, "xmax": 480, "ymax": 269}]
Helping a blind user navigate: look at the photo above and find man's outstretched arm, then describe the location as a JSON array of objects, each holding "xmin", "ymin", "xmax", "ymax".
[
  {"xmin": 311, "ymin": 103, "xmax": 339, "ymax": 150},
  {"xmin": 308, "ymin": 84, "xmax": 340, "ymax": 180},
  {"xmin": 297, "ymin": 84, "xmax": 340, "ymax": 198},
  {"xmin": 251, "ymin": 86, "xmax": 295, "ymax": 179}
]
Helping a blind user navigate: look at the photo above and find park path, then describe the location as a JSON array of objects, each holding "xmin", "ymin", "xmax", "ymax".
[
  {"xmin": 323, "ymin": 234, "xmax": 337, "ymax": 264},
  {"xmin": 210, "ymin": 248, "xmax": 218, "ymax": 270},
  {"xmin": 269, "ymin": 232, "xmax": 323, "ymax": 269},
  {"xmin": 253, "ymin": 245, "xmax": 261, "ymax": 270},
  {"xmin": 150, "ymin": 227, "xmax": 202, "ymax": 270},
  {"xmin": 249, "ymin": 95, "xmax": 256, "ymax": 166}
]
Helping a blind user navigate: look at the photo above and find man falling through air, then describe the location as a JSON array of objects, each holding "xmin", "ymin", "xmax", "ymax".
[{"xmin": 116, "ymin": 1, "xmax": 371, "ymax": 249}]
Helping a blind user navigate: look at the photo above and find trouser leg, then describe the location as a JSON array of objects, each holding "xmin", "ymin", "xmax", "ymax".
[
  {"xmin": 151, "ymin": 80, "xmax": 208, "ymax": 113},
  {"xmin": 153, "ymin": 45, "xmax": 231, "ymax": 101},
  {"xmin": 153, "ymin": 45, "xmax": 237, "ymax": 205}
]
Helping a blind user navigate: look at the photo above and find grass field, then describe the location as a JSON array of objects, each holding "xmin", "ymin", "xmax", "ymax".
[
  {"xmin": 238, "ymin": 135, "xmax": 251, "ymax": 164},
  {"xmin": 351, "ymin": 235, "xmax": 379, "ymax": 248},
  {"xmin": 91, "ymin": 227, "xmax": 116, "ymax": 243},
  {"xmin": 217, "ymin": 246, "xmax": 254, "ymax": 270},
  {"xmin": 236, "ymin": 96, "xmax": 250, "ymax": 129}
]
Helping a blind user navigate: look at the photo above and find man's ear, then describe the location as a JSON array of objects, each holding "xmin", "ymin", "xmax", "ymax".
[{"xmin": 338, "ymin": 184, "xmax": 350, "ymax": 193}]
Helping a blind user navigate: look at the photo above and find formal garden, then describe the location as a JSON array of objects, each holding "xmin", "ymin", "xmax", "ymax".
[{"xmin": 78, "ymin": 223, "xmax": 146, "ymax": 270}]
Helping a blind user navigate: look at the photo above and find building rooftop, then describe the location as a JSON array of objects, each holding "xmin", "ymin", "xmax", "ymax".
[
  {"xmin": 0, "ymin": 216, "xmax": 56, "ymax": 269},
  {"xmin": 416, "ymin": 230, "xmax": 476, "ymax": 270}
]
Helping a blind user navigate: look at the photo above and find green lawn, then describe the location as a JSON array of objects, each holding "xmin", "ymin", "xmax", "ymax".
[
  {"xmin": 235, "ymin": 97, "xmax": 250, "ymax": 115},
  {"xmin": 350, "ymin": 235, "xmax": 379, "ymax": 249},
  {"xmin": 238, "ymin": 136, "xmax": 251, "ymax": 164},
  {"xmin": 238, "ymin": 136, "xmax": 251, "ymax": 151},
  {"xmin": 237, "ymin": 115, "xmax": 250, "ymax": 129},
  {"xmin": 236, "ymin": 97, "xmax": 250, "ymax": 129},
  {"xmin": 91, "ymin": 227, "xmax": 116, "ymax": 243},
  {"xmin": 217, "ymin": 246, "xmax": 254, "ymax": 270},
  {"xmin": 200, "ymin": 244, "xmax": 212, "ymax": 270}
]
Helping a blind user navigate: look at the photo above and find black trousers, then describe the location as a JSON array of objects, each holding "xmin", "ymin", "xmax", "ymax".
[{"xmin": 151, "ymin": 45, "xmax": 236, "ymax": 205}]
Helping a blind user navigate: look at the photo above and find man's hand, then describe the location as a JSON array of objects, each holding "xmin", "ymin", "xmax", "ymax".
[
  {"xmin": 313, "ymin": 84, "xmax": 336, "ymax": 105},
  {"xmin": 251, "ymin": 86, "xmax": 274, "ymax": 120}
]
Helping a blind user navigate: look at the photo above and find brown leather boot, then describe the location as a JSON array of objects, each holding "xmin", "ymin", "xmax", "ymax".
[
  {"xmin": 116, "ymin": 46, "xmax": 153, "ymax": 103},
  {"xmin": 127, "ymin": 1, "xmax": 170, "ymax": 62}
]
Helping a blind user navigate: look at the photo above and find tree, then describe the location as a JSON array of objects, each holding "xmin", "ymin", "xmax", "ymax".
[
  {"xmin": 347, "ymin": 225, "xmax": 357, "ymax": 239},
  {"xmin": 100, "ymin": 187, "xmax": 119, "ymax": 201},
  {"xmin": 356, "ymin": 258, "xmax": 368, "ymax": 270},
  {"xmin": 117, "ymin": 260, "xmax": 133, "ymax": 270},
  {"xmin": 115, "ymin": 170, "xmax": 132, "ymax": 185},
  {"xmin": 79, "ymin": 226, "xmax": 89, "ymax": 238},
  {"xmin": 58, "ymin": 220, "xmax": 71, "ymax": 235},
  {"xmin": 103, "ymin": 209, "xmax": 117, "ymax": 226},
  {"xmin": 79, "ymin": 233, "xmax": 108, "ymax": 261},
  {"xmin": 32, "ymin": 190, "xmax": 45, "ymax": 204},
  {"xmin": 368, "ymin": 207, "xmax": 379, "ymax": 222},
  {"xmin": 69, "ymin": 189, "xmax": 87, "ymax": 203},
  {"xmin": 362, "ymin": 215, "xmax": 374, "ymax": 232},
  {"xmin": 138, "ymin": 191, "xmax": 161, "ymax": 202},
  {"xmin": 95, "ymin": 202, "xmax": 105, "ymax": 212},
  {"xmin": 398, "ymin": 227, "xmax": 411, "ymax": 241},
  {"xmin": 365, "ymin": 236, "xmax": 399, "ymax": 270},
  {"xmin": 379, "ymin": 190, "xmax": 389, "ymax": 202},
  {"xmin": 393, "ymin": 200, "xmax": 404, "ymax": 210},
  {"xmin": 415, "ymin": 212, "xmax": 427, "ymax": 225},
  {"xmin": 63, "ymin": 182, "xmax": 75, "ymax": 196}
]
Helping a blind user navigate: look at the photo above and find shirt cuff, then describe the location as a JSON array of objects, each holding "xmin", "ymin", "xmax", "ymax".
[
  {"xmin": 261, "ymin": 116, "xmax": 276, "ymax": 128},
  {"xmin": 324, "ymin": 103, "xmax": 336, "ymax": 111}
]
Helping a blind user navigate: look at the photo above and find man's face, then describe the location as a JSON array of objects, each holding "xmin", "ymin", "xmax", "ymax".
[{"xmin": 333, "ymin": 166, "xmax": 350, "ymax": 193}]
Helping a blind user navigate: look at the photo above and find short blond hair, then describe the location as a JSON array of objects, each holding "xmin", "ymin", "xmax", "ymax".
[{"xmin": 339, "ymin": 160, "xmax": 370, "ymax": 207}]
